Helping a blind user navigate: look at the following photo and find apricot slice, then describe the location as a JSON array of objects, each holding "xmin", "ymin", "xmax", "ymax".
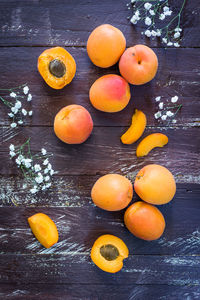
[
  {"xmin": 121, "ymin": 109, "xmax": 147, "ymax": 144},
  {"xmin": 124, "ymin": 201, "xmax": 165, "ymax": 241},
  {"xmin": 38, "ymin": 47, "xmax": 76, "ymax": 89},
  {"xmin": 91, "ymin": 234, "xmax": 129, "ymax": 273},
  {"xmin": 136, "ymin": 133, "xmax": 168, "ymax": 157},
  {"xmin": 28, "ymin": 213, "xmax": 59, "ymax": 248}
]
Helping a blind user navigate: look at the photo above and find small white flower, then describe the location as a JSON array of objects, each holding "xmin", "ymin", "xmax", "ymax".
[
  {"xmin": 18, "ymin": 154, "xmax": 24, "ymax": 162},
  {"xmin": 18, "ymin": 120, "xmax": 23, "ymax": 125},
  {"xmin": 164, "ymin": 10, "xmax": 172, "ymax": 16},
  {"xmin": 35, "ymin": 173, "xmax": 43, "ymax": 184},
  {"xmin": 159, "ymin": 102, "xmax": 164, "ymax": 110},
  {"xmin": 27, "ymin": 94, "xmax": 32, "ymax": 101},
  {"xmin": 45, "ymin": 183, "xmax": 51, "ymax": 189},
  {"xmin": 167, "ymin": 42, "xmax": 173, "ymax": 46},
  {"xmin": 11, "ymin": 107, "xmax": 18, "ymax": 114},
  {"xmin": 156, "ymin": 30, "xmax": 161, "ymax": 37},
  {"xmin": 130, "ymin": 15, "xmax": 138, "ymax": 24},
  {"xmin": 166, "ymin": 111, "xmax": 174, "ymax": 117},
  {"xmin": 149, "ymin": 9, "xmax": 155, "ymax": 16},
  {"xmin": 162, "ymin": 38, "xmax": 167, "ymax": 44},
  {"xmin": 172, "ymin": 119, "xmax": 177, "ymax": 124},
  {"xmin": 151, "ymin": 30, "xmax": 157, "ymax": 37},
  {"xmin": 15, "ymin": 101, "xmax": 22, "ymax": 109},
  {"xmin": 8, "ymin": 112, "xmax": 14, "ymax": 118},
  {"xmin": 28, "ymin": 111, "xmax": 33, "ymax": 116},
  {"xmin": 45, "ymin": 175, "xmax": 50, "ymax": 182},
  {"xmin": 171, "ymin": 96, "xmax": 178, "ymax": 103},
  {"xmin": 144, "ymin": 3, "xmax": 152, "ymax": 10},
  {"xmin": 48, "ymin": 163, "xmax": 52, "ymax": 170},
  {"xmin": 23, "ymin": 86, "xmax": 29, "ymax": 95},
  {"xmin": 10, "ymin": 122, "xmax": 17, "ymax": 128},
  {"xmin": 24, "ymin": 159, "xmax": 32, "ymax": 168},
  {"xmin": 145, "ymin": 17, "xmax": 152, "ymax": 26},
  {"xmin": 174, "ymin": 32, "xmax": 180, "ymax": 39},
  {"xmin": 9, "ymin": 144, "xmax": 15, "ymax": 151},
  {"xmin": 44, "ymin": 168, "xmax": 49, "ymax": 174},
  {"xmin": 145, "ymin": 30, "xmax": 151, "ymax": 37},
  {"xmin": 34, "ymin": 164, "xmax": 41, "ymax": 172},
  {"xmin": 43, "ymin": 158, "xmax": 49, "ymax": 166},
  {"xmin": 15, "ymin": 158, "xmax": 21, "ymax": 165},
  {"xmin": 163, "ymin": 6, "xmax": 169, "ymax": 12},
  {"xmin": 175, "ymin": 27, "xmax": 182, "ymax": 32},
  {"xmin": 174, "ymin": 42, "xmax": 180, "ymax": 47},
  {"xmin": 131, "ymin": 0, "xmax": 135, "ymax": 3},
  {"xmin": 135, "ymin": 10, "xmax": 140, "ymax": 17},
  {"xmin": 154, "ymin": 111, "xmax": 162, "ymax": 119},
  {"xmin": 161, "ymin": 115, "xmax": 167, "ymax": 121},
  {"xmin": 159, "ymin": 14, "xmax": 165, "ymax": 20},
  {"xmin": 41, "ymin": 148, "xmax": 47, "ymax": 155},
  {"xmin": 22, "ymin": 108, "xmax": 27, "ymax": 116},
  {"xmin": 50, "ymin": 169, "xmax": 55, "ymax": 176},
  {"xmin": 9, "ymin": 151, "xmax": 16, "ymax": 157},
  {"xmin": 155, "ymin": 96, "xmax": 161, "ymax": 102},
  {"xmin": 30, "ymin": 186, "xmax": 38, "ymax": 194},
  {"xmin": 10, "ymin": 92, "xmax": 16, "ymax": 98}
]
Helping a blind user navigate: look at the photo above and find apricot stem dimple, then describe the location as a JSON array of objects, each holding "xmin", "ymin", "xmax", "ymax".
[
  {"xmin": 49, "ymin": 59, "xmax": 66, "ymax": 78},
  {"xmin": 100, "ymin": 244, "xmax": 119, "ymax": 261}
]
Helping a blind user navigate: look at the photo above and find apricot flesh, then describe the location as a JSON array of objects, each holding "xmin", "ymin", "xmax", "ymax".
[
  {"xmin": 121, "ymin": 109, "xmax": 147, "ymax": 144},
  {"xmin": 54, "ymin": 104, "xmax": 93, "ymax": 144},
  {"xmin": 91, "ymin": 174, "xmax": 133, "ymax": 211},
  {"xmin": 134, "ymin": 164, "xmax": 176, "ymax": 205},
  {"xmin": 136, "ymin": 133, "xmax": 168, "ymax": 157},
  {"xmin": 87, "ymin": 24, "xmax": 126, "ymax": 68},
  {"xmin": 119, "ymin": 45, "xmax": 158, "ymax": 85},
  {"xmin": 124, "ymin": 202, "xmax": 165, "ymax": 241},
  {"xmin": 91, "ymin": 234, "xmax": 129, "ymax": 273},
  {"xmin": 28, "ymin": 213, "xmax": 59, "ymax": 248},
  {"xmin": 89, "ymin": 74, "xmax": 131, "ymax": 113}
]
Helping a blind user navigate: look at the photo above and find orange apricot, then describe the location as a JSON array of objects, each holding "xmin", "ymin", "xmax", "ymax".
[
  {"xmin": 91, "ymin": 174, "xmax": 133, "ymax": 211},
  {"xmin": 124, "ymin": 201, "xmax": 165, "ymax": 241},
  {"xmin": 89, "ymin": 74, "xmax": 131, "ymax": 113},
  {"xmin": 38, "ymin": 47, "xmax": 76, "ymax": 89},
  {"xmin": 28, "ymin": 213, "xmax": 59, "ymax": 248},
  {"xmin": 91, "ymin": 234, "xmax": 129, "ymax": 273},
  {"xmin": 54, "ymin": 104, "xmax": 93, "ymax": 144},
  {"xmin": 136, "ymin": 133, "xmax": 168, "ymax": 157},
  {"xmin": 134, "ymin": 164, "xmax": 176, "ymax": 205},
  {"xmin": 121, "ymin": 109, "xmax": 147, "ymax": 144},
  {"xmin": 87, "ymin": 24, "xmax": 126, "ymax": 68},
  {"xmin": 119, "ymin": 45, "xmax": 158, "ymax": 85}
]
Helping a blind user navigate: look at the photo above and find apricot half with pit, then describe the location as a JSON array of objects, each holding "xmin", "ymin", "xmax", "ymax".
[
  {"xmin": 91, "ymin": 234, "xmax": 129, "ymax": 273},
  {"xmin": 91, "ymin": 174, "xmax": 133, "ymax": 211}
]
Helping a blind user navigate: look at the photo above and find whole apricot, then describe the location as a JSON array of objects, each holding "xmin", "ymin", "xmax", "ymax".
[
  {"xmin": 89, "ymin": 74, "xmax": 131, "ymax": 113},
  {"xmin": 87, "ymin": 24, "xmax": 126, "ymax": 68},
  {"xmin": 124, "ymin": 202, "xmax": 165, "ymax": 241},
  {"xmin": 54, "ymin": 105, "xmax": 93, "ymax": 144},
  {"xmin": 134, "ymin": 164, "xmax": 176, "ymax": 205},
  {"xmin": 119, "ymin": 45, "xmax": 158, "ymax": 85},
  {"xmin": 91, "ymin": 174, "xmax": 133, "ymax": 211}
]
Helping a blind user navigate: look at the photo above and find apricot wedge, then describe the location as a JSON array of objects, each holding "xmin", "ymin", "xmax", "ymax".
[
  {"xmin": 136, "ymin": 133, "xmax": 168, "ymax": 157},
  {"xmin": 28, "ymin": 213, "xmax": 59, "ymax": 248},
  {"xmin": 121, "ymin": 109, "xmax": 147, "ymax": 144}
]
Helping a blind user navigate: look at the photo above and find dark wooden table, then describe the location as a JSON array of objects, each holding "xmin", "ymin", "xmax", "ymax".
[{"xmin": 0, "ymin": 0, "xmax": 200, "ymax": 299}]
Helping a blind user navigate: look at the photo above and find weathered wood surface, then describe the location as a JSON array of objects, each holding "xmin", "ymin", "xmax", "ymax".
[
  {"xmin": 0, "ymin": 0, "xmax": 199, "ymax": 48},
  {"xmin": 0, "ymin": 47, "xmax": 200, "ymax": 127}
]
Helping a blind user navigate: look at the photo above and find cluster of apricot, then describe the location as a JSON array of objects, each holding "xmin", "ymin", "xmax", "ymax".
[{"xmin": 30, "ymin": 24, "xmax": 177, "ymax": 274}]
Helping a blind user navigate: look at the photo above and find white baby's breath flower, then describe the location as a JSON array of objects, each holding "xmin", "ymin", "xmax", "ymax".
[
  {"xmin": 135, "ymin": 10, "xmax": 140, "ymax": 17},
  {"xmin": 8, "ymin": 112, "xmax": 14, "ymax": 118},
  {"xmin": 144, "ymin": 3, "xmax": 152, "ymax": 10},
  {"xmin": 48, "ymin": 163, "xmax": 52, "ymax": 170},
  {"xmin": 174, "ymin": 42, "xmax": 180, "ymax": 47},
  {"xmin": 45, "ymin": 183, "xmax": 51, "ymax": 189},
  {"xmin": 164, "ymin": 10, "xmax": 172, "ymax": 16},
  {"xmin": 172, "ymin": 119, "xmax": 177, "ymax": 124},
  {"xmin": 43, "ymin": 158, "xmax": 49, "ymax": 166},
  {"xmin": 15, "ymin": 100, "xmax": 22, "ymax": 109},
  {"xmin": 10, "ymin": 92, "xmax": 16, "ymax": 98},
  {"xmin": 41, "ymin": 148, "xmax": 47, "ymax": 155},
  {"xmin": 45, "ymin": 175, "xmax": 50, "ymax": 182},
  {"xmin": 162, "ymin": 38, "xmax": 167, "ymax": 44},
  {"xmin": 163, "ymin": 6, "xmax": 169, "ymax": 12},
  {"xmin": 166, "ymin": 111, "xmax": 174, "ymax": 117},
  {"xmin": 171, "ymin": 96, "xmax": 178, "ymax": 103},
  {"xmin": 27, "ymin": 94, "xmax": 32, "ymax": 101},
  {"xmin": 44, "ymin": 168, "xmax": 49, "ymax": 174},
  {"xmin": 41, "ymin": 185, "xmax": 47, "ymax": 191},
  {"xmin": 18, "ymin": 120, "xmax": 23, "ymax": 125},
  {"xmin": 28, "ymin": 111, "xmax": 33, "ymax": 116},
  {"xmin": 145, "ymin": 17, "xmax": 152, "ymax": 26},
  {"xmin": 9, "ymin": 144, "xmax": 15, "ymax": 151},
  {"xmin": 175, "ymin": 27, "xmax": 182, "ymax": 32},
  {"xmin": 145, "ymin": 30, "xmax": 151, "ymax": 37},
  {"xmin": 174, "ymin": 32, "xmax": 180, "ymax": 38},
  {"xmin": 50, "ymin": 169, "xmax": 55, "ymax": 176},
  {"xmin": 18, "ymin": 155, "xmax": 24, "ymax": 162},
  {"xmin": 23, "ymin": 86, "xmax": 29, "ymax": 95},
  {"xmin": 35, "ymin": 173, "xmax": 43, "ymax": 184},
  {"xmin": 149, "ymin": 9, "xmax": 155, "ymax": 16},
  {"xmin": 156, "ymin": 30, "xmax": 161, "ymax": 37},
  {"xmin": 9, "ymin": 151, "xmax": 16, "ymax": 157},
  {"xmin": 34, "ymin": 164, "xmax": 41, "ymax": 172},
  {"xmin": 22, "ymin": 108, "xmax": 27, "ymax": 116},
  {"xmin": 11, "ymin": 107, "xmax": 18, "ymax": 114},
  {"xmin": 151, "ymin": 30, "xmax": 157, "ymax": 37},
  {"xmin": 154, "ymin": 111, "xmax": 162, "ymax": 119},
  {"xmin": 155, "ymin": 96, "xmax": 161, "ymax": 102},
  {"xmin": 130, "ymin": 15, "xmax": 137, "ymax": 24},
  {"xmin": 159, "ymin": 14, "xmax": 165, "ymax": 20},
  {"xmin": 159, "ymin": 102, "xmax": 164, "ymax": 109},
  {"xmin": 10, "ymin": 122, "xmax": 17, "ymax": 128},
  {"xmin": 30, "ymin": 186, "xmax": 38, "ymax": 194},
  {"xmin": 167, "ymin": 42, "xmax": 173, "ymax": 46},
  {"xmin": 15, "ymin": 158, "xmax": 21, "ymax": 165},
  {"xmin": 24, "ymin": 158, "xmax": 32, "ymax": 168},
  {"xmin": 161, "ymin": 115, "xmax": 167, "ymax": 121}
]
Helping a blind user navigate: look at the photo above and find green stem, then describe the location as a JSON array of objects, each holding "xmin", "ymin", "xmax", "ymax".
[
  {"xmin": 0, "ymin": 83, "xmax": 27, "ymax": 91},
  {"xmin": 0, "ymin": 95, "xmax": 12, "ymax": 107}
]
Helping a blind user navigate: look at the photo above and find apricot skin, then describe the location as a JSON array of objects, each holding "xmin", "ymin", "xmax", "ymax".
[
  {"xmin": 87, "ymin": 24, "xmax": 126, "ymax": 68},
  {"xmin": 121, "ymin": 109, "xmax": 147, "ymax": 144},
  {"xmin": 89, "ymin": 74, "xmax": 131, "ymax": 113},
  {"xmin": 119, "ymin": 45, "xmax": 158, "ymax": 85},
  {"xmin": 91, "ymin": 174, "xmax": 133, "ymax": 211},
  {"xmin": 134, "ymin": 164, "xmax": 176, "ymax": 205},
  {"xmin": 124, "ymin": 202, "xmax": 166, "ymax": 241},
  {"xmin": 54, "ymin": 105, "xmax": 93, "ymax": 144},
  {"xmin": 136, "ymin": 133, "xmax": 168, "ymax": 157}
]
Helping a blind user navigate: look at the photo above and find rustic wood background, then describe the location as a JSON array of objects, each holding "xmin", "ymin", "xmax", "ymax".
[{"xmin": 0, "ymin": 0, "xmax": 200, "ymax": 299}]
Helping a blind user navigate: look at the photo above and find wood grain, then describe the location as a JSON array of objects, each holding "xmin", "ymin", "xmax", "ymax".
[
  {"xmin": 0, "ymin": 0, "xmax": 199, "ymax": 48},
  {"xmin": 0, "ymin": 47, "xmax": 199, "ymax": 127}
]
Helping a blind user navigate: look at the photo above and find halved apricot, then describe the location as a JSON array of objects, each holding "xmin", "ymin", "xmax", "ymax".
[
  {"xmin": 91, "ymin": 234, "xmax": 129, "ymax": 273},
  {"xmin": 136, "ymin": 133, "xmax": 168, "ymax": 157},
  {"xmin": 121, "ymin": 109, "xmax": 147, "ymax": 144},
  {"xmin": 28, "ymin": 213, "xmax": 59, "ymax": 248}
]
